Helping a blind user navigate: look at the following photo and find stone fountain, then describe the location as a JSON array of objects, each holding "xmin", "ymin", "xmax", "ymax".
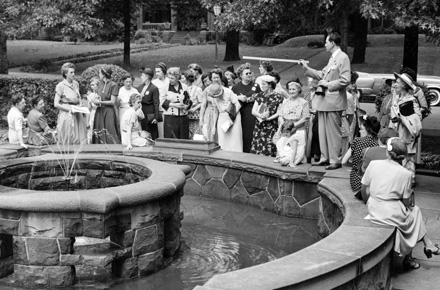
[{"xmin": 0, "ymin": 154, "xmax": 190, "ymax": 287}]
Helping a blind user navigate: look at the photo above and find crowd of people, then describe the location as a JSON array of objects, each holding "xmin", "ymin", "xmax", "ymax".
[{"xmin": 5, "ymin": 31, "xmax": 439, "ymax": 271}]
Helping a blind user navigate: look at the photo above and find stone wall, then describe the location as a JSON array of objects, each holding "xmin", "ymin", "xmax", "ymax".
[
  {"xmin": 0, "ymin": 155, "xmax": 188, "ymax": 287},
  {"xmin": 0, "ymin": 192, "xmax": 183, "ymax": 287},
  {"xmin": 183, "ymin": 163, "xmax": 321, "ymax": 219}
]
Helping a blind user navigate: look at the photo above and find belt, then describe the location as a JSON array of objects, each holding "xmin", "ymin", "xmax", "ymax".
[
  {"xmin": 164, "ymin": 109, "xmax": 188, "ymax": 116},
  {"xmin": 61, "ymin": 101, "xmax": 79, "ymax": 105}
]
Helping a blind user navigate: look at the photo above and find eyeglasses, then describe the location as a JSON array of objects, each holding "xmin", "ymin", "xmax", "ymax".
[{"xmin": 245, "ymin": 72, "xmax": 252, "ymax": 76}]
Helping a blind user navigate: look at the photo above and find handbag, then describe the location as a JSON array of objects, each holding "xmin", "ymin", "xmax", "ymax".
[
  {"xmin": 146, "ymin": 113, "xmax": 163, "ymax": 123},
  {"xmin": 399, "ymin": 100, "xmax": 415, "ymax": 117},
  {"xmin": 341, "ymin": 116, "xmax": 350, "ymax": 138},
  {"xmin": 147, "ymin": 113, "xmax": 156, "ymax": 123},
  {"xmin": 225, "ymin": 102, "xmax": 237, "ymax": 121},
  {"xmin": 193, "ymin": 126, "xmax": 205, "ymax": 141},
  {"xmin": 272, "ymin": 130, "xmax": 281, "ymax": 144}
]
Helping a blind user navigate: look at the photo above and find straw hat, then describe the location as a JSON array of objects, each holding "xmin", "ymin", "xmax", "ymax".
[
  {"xmin": 206, "ymin": 83, "xmax": 223, "ymax": 98},
  {"xmin": 394, "ymin": 72, "xmax": 416, "ymax": 91},
  {"xmin": 259, "ymin": 75, "xmax": 276, "ymax": 84}
]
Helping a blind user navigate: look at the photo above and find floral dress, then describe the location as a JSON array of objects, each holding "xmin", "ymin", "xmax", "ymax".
[{"xmin": 250, "ymin": 91, "xmax": 284, "ymax": 157}]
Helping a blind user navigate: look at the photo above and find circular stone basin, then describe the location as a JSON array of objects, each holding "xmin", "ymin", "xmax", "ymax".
[
  {"xmin": 0, "ymin": 154, "xmax": 191, "ymax": 288},
  {"xmin": 0, "ymin": 157, "xmax": 152, "ymax": 191}
]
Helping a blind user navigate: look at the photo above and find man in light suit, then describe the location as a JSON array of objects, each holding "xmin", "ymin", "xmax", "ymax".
[{"xmin": 299, "ymin": 32, "xmax": 351, "ymax": 170}]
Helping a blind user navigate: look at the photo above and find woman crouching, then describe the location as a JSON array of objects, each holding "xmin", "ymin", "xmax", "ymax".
[{"xmin": 121, "ymin": 93, "xmax": 152, "ymax": 150}]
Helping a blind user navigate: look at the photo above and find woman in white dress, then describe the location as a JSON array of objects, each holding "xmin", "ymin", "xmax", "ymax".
[
  {"xmin": 206, "ymin": 83, "xmax": 242, "ymax": 152},
  {"xmin": 7, "ymin": 94, "xmax": 28, "ymax": 149},
  {"xmin": 362, "ymin": 137, "xmax": 439, "ymax": 270},
  {"xmin": 118, "ymin": 74, "xmax": 139, "ymax": 136},
  {"xmin": 389, "ymin": 72, "xmax": 422, "ymax": 186},
  {"xmin": 121, "ymin": 93, "xmax": 149, "ymax": 150}
]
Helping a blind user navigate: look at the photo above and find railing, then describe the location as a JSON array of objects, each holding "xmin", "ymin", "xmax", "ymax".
[{"xmin": 142, "ymin": 22, "xmax": 171, "ymax": 30}]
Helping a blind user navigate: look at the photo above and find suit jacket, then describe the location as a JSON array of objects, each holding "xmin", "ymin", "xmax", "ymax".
[
  {"xmin": 305, "ymin": 49, "xmax": 351, "ymax": 111},
  {"xmin": 136, "ymin": 82, "xmax": 160, "ymax": 120}
]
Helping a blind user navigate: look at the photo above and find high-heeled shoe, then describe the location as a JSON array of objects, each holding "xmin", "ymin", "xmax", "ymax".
[
  {"xmin": 403, "ymin": 256, "xmax": 420, "ymax": 270},
  {"xmin": 424, "ymin": 244, "xmax": 440, "ymax": 258}
]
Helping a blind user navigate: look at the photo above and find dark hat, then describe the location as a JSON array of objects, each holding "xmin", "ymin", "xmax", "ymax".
[
  {"xmin": 206, "ymin": 83, "xmax": 223, "ymax": 98},
  {"xmin": 155, "ymin": 62, "xmax": 167, "ymax": 73},
  {"xmin": 140, "ymin": 67, "xmax": 154, "ymax": 79},
  {"xmin": 101, "ymin": 65, "xmax": 112, "ymax": 78},
  {"xmin": 385, "ymin": 78, "xmax": 394, "ymax": 87}
]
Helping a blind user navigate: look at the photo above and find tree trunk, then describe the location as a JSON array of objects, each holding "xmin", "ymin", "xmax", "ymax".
[
  {"xmin": 0, "ymin": 31, "xmax": 8, "ymax": 74},
  {"xmin": 123, "ymin": 0, "xmax": 131, "ymax": 68},
  {"xmin": 223, "ymin": 29, "xmax": 240, "ymax": 61},
  {"xmin": 337, "ymin": 9, "xmax": 349, "ymax": 53},
  {"xmin": 403, "ymin": 25, "xmax": 418, "ymax": 76},
  {"xmin": 351, "ymin": 10, "xmax": 368, "ymax": 64}
]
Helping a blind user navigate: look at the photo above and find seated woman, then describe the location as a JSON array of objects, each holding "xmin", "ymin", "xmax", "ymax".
[
  {"xmin": 362, "ymin": 137, "xmax": 439, "ymax": 270},
  {"xmin": 359, "ymin": 128, "xmax": 398, "ymax": 177},
  {"xmin": 121, "ymin": 93, "xmax": 150, "ymax": 151},
  {"xmin": 7, "ymin": 94, "xmax": 28, "ymax": 149},
  {"xmin": 275, "ymin": 120, "xmax": 305, "ymax": 168},
  {"xmin": 342, "ymin": 115, "xmax": 380, "ymax": 199},
  {"xmin": 27, "ymin": 97, "xmax": 55, "ymax": 145}
]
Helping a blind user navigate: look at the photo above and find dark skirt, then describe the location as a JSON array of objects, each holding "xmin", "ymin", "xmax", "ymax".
[
  {"xmin": 140, "ymin": 104, "xmax": 159, "ymax": 140},
  {"xmin": 240, "ymin": 102, "xmax": 256, "ymax": 153},
  {"xmin": 92, "ymin": 105, "xmax": 121, "ymax": 144},
  {"xmin": 164, "ymin": 115, "xmax": 189, "ymax": 139},
  {"xmin": 310, "ymin": 113, "xmax": 320, "ymax": 157}
]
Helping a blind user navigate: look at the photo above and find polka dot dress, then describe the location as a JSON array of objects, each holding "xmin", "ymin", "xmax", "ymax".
[{"xmin": 350, "ymin": 135, "xmax": 379, "ymax": 193}]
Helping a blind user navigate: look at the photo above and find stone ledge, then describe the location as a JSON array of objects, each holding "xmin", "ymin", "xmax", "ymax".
[
  {"xmin": 0, "ymin": 154, "xmax": 188, "ymax": 213},
  {"xmin": 0, "ymin": 144, "xmax": 396, "ymax": 289}
]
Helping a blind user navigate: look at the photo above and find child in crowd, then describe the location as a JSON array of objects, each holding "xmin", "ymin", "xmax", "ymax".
[
  {"xmin": 275, "ymin": 120, "xmax": 305, "ymax": 167},
  {"xmin": 86, "ymin": 77, "xmax": 100, "ymax": 142}
]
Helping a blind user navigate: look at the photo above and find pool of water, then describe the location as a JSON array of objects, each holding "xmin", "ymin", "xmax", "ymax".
[
  {"xmin": 0, "ymin": 195, "xmax": 318, "ymax": 290},
  {"xmin": 109, "ymin": 195, "xmax": 319, "ymax": 290}
]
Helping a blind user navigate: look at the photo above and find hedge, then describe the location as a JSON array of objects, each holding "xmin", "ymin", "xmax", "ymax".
[
  {"xmin": 0, "ymin": 64, "xmax": 128, "ymax": 127},
  {"xmin": 11, "ymin": 43, "xmax": 178, "ymax": 70}
]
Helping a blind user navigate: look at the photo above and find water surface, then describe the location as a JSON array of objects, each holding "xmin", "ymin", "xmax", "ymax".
[{"xmin": 110, "ymin": 195, "xmax": 318, "ymax": 290}]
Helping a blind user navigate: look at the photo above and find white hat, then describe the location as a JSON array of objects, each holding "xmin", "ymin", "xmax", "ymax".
[
  {"xmin": 394, "ymin": 72, "xmax": 416, "ymax": 91},
  {"xmin": 259, "ymin": 75, "xmax": 276, "ymax": 84}
]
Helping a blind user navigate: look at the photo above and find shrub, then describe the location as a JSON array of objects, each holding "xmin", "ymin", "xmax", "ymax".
[
  {"xmin": 0, "ymin": 75, "xmax": 61, "ymax": 127},
  {"xmin": 134, "ymin": 29, "xmax": 151, "ymax": 40},
  {"xmin": 184, "ymin": 34, "xmax": 200, "ymax": 45},
  {"xmin": 0, "ymin": 64, "xmax": 128, "ymax": 127},
  {"xmin": 80, "ymin": 64, "xmax": 129, "ymax": 94},
  {"xmin": 420, "ymin": 152, "xmax": 440, "ymax": 170},
  {"xmin": 134, "ymin": 29, "xmax": 163, "ymax": 41},
  {"xmin": 151, "ymin": 36, "xmax": 163, "ymax": 43},
  {"xmin": 135, "ymin": 37, "xmax": 152, "ymax": 45}
]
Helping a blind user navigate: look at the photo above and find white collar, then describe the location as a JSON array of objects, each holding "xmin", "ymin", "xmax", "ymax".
[{"xmin": 331, "ymin": 48, "xmax": 341, "ymax": 59}]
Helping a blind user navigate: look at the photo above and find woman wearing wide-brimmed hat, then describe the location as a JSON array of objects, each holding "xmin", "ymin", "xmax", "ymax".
[
  {"xmin": 390, "ymin": 72, "xmax": 422, "ymax": 186},
  {"xmin": 206, "ymin": 83, "xmax": 242, "ymax": 152}
]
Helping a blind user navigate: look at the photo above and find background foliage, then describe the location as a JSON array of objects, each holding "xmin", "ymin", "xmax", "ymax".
[{"xmin": 0, "ymin": 64, "xmax": 127, "ymax": 127}]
